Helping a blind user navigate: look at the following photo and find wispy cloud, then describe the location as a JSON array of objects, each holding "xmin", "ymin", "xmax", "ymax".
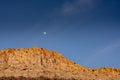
[
  {"xmin": 84, "ymin": 40, "xmax": 120, "ymax": 67},
  {"xmin": 61, "ymin": 0, "xmax": 97, "ymax": 15},
  {"xmin": 96, "ymin": 41, "xmax": 120, "ymax": 55}
]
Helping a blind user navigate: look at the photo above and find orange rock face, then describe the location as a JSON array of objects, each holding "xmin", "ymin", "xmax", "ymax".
[{"xmin": 0, "ymin": 47, "xmax": 120, "ymax": 80}]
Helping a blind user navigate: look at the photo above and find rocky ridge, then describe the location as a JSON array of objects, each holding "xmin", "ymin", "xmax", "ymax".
[{"xmin": 0, "ymin": 47, "xmax": 120, "ymax": 80}]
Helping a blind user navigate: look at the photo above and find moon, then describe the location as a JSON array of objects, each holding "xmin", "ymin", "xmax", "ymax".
[{"xmin": 43, "ymin": 32, "xmax": 47, "ymax": 35}]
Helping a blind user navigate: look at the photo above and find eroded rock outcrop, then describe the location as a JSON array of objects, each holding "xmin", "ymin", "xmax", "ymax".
[{"xmin": 0, "ymin": 47, "xmax": 120, "ymax": 80}]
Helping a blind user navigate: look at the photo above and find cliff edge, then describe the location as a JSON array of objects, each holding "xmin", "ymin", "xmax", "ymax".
[{"xmin": 0, "ymin": 47, "xmax": 120, "ymax": 80}]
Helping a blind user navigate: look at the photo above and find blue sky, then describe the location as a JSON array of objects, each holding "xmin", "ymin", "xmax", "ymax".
[{"xmin": 0, "ymin": 0, "xmax": 120, "ymax": 68}]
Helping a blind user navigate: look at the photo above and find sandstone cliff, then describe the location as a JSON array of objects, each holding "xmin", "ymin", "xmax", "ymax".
[{"xmin": 0, "ymin": 47, "xmax": 120, "ymax": 80}]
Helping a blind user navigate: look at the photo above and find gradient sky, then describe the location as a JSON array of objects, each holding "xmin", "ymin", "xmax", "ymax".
[{"xmin": 0, "ymin": 0, "xmax": 120, "ymax": 68}]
